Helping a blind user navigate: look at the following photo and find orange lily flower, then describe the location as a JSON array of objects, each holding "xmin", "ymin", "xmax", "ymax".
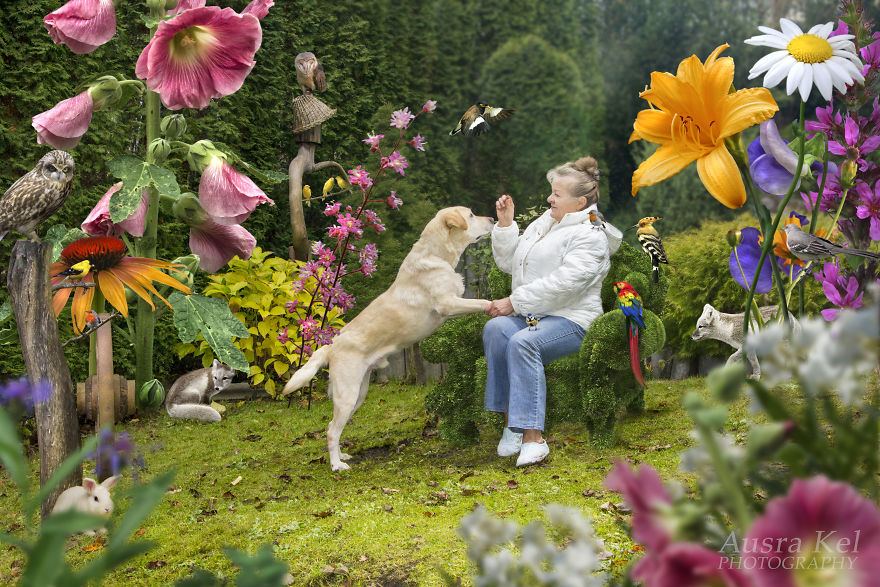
[
  {"xmin": 51, "ymin": 236, "xmax": 191, "ymax": 333},
  {"xmin": 630, "ymin": 44, "xmax": 779, "ymax": 208}
]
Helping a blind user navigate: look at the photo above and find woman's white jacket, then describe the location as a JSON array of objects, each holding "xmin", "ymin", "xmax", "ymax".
[{"xmin": 490, "ymin": 204, "xmax": 622, "ymax": 330}]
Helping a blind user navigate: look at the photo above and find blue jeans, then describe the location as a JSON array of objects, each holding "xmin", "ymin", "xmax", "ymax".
[{"xmin": 483, "ymin": 315, "xmax": 586, "ymax": 431}]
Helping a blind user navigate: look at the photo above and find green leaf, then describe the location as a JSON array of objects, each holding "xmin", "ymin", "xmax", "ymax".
[
  {"xmin": 26, "ymin": 435, "xmax": 99, "ymax": 517},
  {"xmin": 108, "ymin": 156, "xmax": 152, "ymax": 223},
  {"xmin": 45, "ymin": 224, "xmax": 87, "ymax": 262},
  {"xmin": 0, "ymin": 408, "xmax": 28, "ymax": 496},
  {"xmin": 109, "ymin": 469, "xmax": 176, "ymax": 550},
  {"xmin": 225, "ymin": 544, "xmax": 289, "ymax": 587},
  {"xmin": 0, "ymin": 299, "xmax": 18, "ymax": 346},
  {"xmin": 169, "ymin": 293, "xmax": 250, "ymax": 373},
  {"xmin": 149, "ymin": 164, "xmax": 181, "ymax": 200}
]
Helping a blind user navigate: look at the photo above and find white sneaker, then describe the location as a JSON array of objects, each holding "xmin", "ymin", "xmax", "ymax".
[
  {"xmin": 497, "ymin": 427, "xmax": 523, "ymax": 457},
  {"xmin": 516, "ymin": 440, "xmax": 549, "ymax": 467}
]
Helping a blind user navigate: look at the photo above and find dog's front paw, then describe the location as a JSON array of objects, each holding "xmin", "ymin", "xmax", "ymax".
[
  {"xmin": 339, "ymin": 453, "xmax": 352, "ymax": 461},
  {"xmin": 331, "ymin": 461, "xmax": 351, "ymax": 472}
]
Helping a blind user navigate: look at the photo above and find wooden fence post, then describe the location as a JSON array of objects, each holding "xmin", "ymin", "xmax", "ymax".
[{"xmin": 7, "ymin": 241, "xmax": 80, "ymax": 519}]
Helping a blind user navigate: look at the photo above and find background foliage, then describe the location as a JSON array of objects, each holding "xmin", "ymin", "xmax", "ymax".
[{"xmin": 1, "ymin": 0, "xmax": 874, "ymax": 383}]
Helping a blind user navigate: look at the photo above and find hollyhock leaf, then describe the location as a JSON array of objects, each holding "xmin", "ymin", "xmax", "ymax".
[
  {"xmin": 169, "ymin": 292, "xmax": 249, "ymax": 373},
  {"xmin": 107, "ymin": 156, "xmax": 154, "ymax": 222},
  {"xmin": 227, "ymin": 156, "xmax": 288, "ymax": 184},
  {"xmin": 149, "ymin": 164, "xmax": 181, "ymax": 200}
]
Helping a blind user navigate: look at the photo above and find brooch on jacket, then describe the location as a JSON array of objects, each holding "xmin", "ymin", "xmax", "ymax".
[{"xmin": 525, "ymin": 314, "xmax": 539, "ymax": 330}]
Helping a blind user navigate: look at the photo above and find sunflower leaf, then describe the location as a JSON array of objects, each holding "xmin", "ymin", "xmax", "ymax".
[{"xmin": 168, "ymin": 293, "xmax": 250, "ymax": 373}]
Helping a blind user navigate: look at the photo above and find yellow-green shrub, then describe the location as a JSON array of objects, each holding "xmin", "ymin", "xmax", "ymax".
[{"xmin": 174, "ymin": 248, "xmax": 345, "ymax": 396}]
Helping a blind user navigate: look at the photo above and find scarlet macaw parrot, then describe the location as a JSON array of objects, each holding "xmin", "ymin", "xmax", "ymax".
[{"xmin": 614, "ymin": 281, "xmax": 646, "ymax": 387}]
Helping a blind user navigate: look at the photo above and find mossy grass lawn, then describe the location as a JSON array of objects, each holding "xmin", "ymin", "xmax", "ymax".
[{"xmin": 0, "ymin": 377, "xmax": 757, "ymax": 585}]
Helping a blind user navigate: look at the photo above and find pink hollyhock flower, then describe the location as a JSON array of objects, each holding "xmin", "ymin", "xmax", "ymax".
[
  {"xmin": 241, "ymin": 0, "xmax": 274, "ymax": 19},
  {"xmin": 363, "ymin": 133, "xmax": 384, "ymax": 152},
  {"xmin": 390, "ymin": 107, "xmax": 415, "ymax": 129},
  {"xmin": 167, "ymin": 0, "xmax": 205, "ymax": 16},
  {"xmin": 136, "ymin": 6, "xmax": 262, "ymax": 110},
  {"xmin": 81, "ymin": 182, "xmax": 149, "ymax": 237},
  {"xmin": 422, "ymin": 100, "xmax": 437, "ymax": 113},
  {"xmin": 198, "ymin": 156, "xmax": 274, "ymax": 225},
  {"xmin": 855, "ymin": 181, "xmax": 880, "ymax": 241},
  {"xmin": 386, "ymin": 191, "xmax": 403, "ymax": 209},
  {"xmin": 604, "ymin": 460, "xmax": 674, "ymax": 552},
  {"xmin": 347, "ymin": 166, "xmax": 373, "ymax": 190},
  {"xmin": 189, "ymin": 217, "xmax": 256, "ymax": 273},
  {"xmin": 381, "ymin": 150, "xmax": 408, "ymax": 176},
  {"xmin": 633, "ymin": 542, "xmax": 750, "ymax": 587},
  {"xmin": 742, "ymin": 476, "xmax": 880, "ymax": 586},
  {"xmin": 408, "ymin": 133, "xmax": 427, "ymax": 152},
  {"xmin": 44, "ymin": 0, "xmax": 116, "ymax": 55},
  {"xmin": 31, "ymin": 90, "xmax": 94, "ymax": 149}
]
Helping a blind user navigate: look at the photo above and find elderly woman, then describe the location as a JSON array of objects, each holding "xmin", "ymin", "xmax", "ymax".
[{"xmin": 483, "ymin": 156, "xmax": 622, "ymax": 466}]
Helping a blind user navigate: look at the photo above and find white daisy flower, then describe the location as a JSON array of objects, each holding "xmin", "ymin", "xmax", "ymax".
[{"xmin": 745, "ymin": 18, "xmax": 865, "ymax": 102}]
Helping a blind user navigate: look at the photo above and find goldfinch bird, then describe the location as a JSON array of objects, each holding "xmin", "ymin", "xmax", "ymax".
[
  {"xmin": 53, "ymin": 259, "xmax": 91, "ymax": 280},
  {"xmin": 449, "ymin": 101, "xmax": 516, "ymax": 137},
  {"xmin": 635, "ymin": 217, "xmax": 668, "ymax": 283}
]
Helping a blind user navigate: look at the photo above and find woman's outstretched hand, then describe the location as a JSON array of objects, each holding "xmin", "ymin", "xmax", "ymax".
[
  {"xmin": 485, "ymin": 297, "xmax": 514, "ymax": 317},
  {"xmin": 496, "ymin": 194, "xmax": 514, "ymax": 227}
]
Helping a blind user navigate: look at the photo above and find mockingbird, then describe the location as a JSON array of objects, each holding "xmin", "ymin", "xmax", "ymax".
[{"xmin": 782, "ymin": 224, "xmax": 880, "ymax": 262}]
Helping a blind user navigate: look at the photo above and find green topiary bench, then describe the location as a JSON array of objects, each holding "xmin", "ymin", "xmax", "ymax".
[{"xmin": 421, "ymin": 241, "xmax": 667, "ymax": 448}]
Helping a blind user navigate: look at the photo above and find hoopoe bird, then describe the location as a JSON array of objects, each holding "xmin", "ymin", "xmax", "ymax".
[{"xmin": 635, "ymin": 217, "xmax": 668, "ymax": 283}]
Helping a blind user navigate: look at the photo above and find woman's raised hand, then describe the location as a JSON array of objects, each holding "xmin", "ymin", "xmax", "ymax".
[{"xmin": 496, "ymin": 194, "xmax": 515, "ymax": 227}]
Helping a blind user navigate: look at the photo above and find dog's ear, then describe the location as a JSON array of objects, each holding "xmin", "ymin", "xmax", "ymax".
[{"xmin": 443, "ymin": 209, "xmax": 468, "ymax": 231}]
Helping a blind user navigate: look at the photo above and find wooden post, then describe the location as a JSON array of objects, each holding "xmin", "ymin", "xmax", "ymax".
[
  {"xmin": 288, "ymin": 142, "xmax": 317, "ymax": 261},
  {"xmin": 95, "ymin": 312, "xmax": 114, "ymax": 431},
  {"xmin": 7, "ymin": 241, "xmax": 80, "ymax": 519}
]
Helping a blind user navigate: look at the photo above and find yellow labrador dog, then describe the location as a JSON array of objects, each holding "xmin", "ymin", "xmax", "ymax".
[{"xmin": 282, "ymin": 206, "xmax": 494, "ymax": 470}]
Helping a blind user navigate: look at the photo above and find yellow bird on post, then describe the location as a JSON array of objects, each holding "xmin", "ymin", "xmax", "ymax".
[
  {"xmin": 323, "ymin": 178, "xmax": 335, "ymax": 196},
  {"xmin": 635, "ymin": 217, "xmax": 668, "ymax": 283},
  {"xmin": 302, "ymin": 185, "xmax": 312, "ymax": 200}
]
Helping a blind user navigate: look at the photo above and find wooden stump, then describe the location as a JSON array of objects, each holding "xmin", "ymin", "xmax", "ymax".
[
  {"xmin": 7, "ymin": 240, "xmax": 80, "ymax": 519},
  {"xmin": 76, "ymin": 375, "xmax": 136, "ymax": 422}
]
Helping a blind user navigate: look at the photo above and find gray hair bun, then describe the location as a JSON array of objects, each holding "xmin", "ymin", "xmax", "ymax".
[{"xmin": 573, "ymin": 156, "xmax": 600, "ymax": 180}]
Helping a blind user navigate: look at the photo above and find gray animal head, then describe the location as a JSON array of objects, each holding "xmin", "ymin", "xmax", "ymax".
[
  {"xmin": 692, "ymin": 303, "xmax": 717, "ymax": 341},
  {"xmin": 211, "ymin": 359, "xmax": 235, "ymax": 391}
]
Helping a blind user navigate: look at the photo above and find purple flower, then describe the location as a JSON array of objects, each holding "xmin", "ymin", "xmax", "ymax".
[
  {"xmin": 284, "ymin": 301, "xmax": 298, "ymax": 313},
  {"xmin": 89, "ymin": 428, "xmax": 135, "ymax": 479},
  {"xmin": 347, "ymin": 166, "xmax": 373, "ymax": 191},
  {"xmin": 0, "ymin": 377, "xmax": 52, "ymax": 412},
  {"xmin": 742, "ymin": 476, "xmax": 880, "ymax": 586},
  {"xmin": 633, "ymin": 542, "xmax": 750, "ymax": 587},
  {"xmin": 380, "ymin": 150, "xmax": 408, "ymax": 176},
  {"xmin": 421, "ymin": 100, "xmax": 437, "ymax": 113},
  {"xmin": 828, "ymin": 116, "xmax": 880, "ymax": 168},
  {"xmin": 328, "ymin": 214, "xmax": 363, "ymax": 240},
  {"xmin": 855, "ymin": 181, "xmax": 880, "ymax": 241},
  {"xmin": 359, "ymin": 243, "xmax": 378, "ymax": 276},
  {"xmin": 277, "ymin": 327, "xmax": 289, "ymax": 344},
  {"xmin": 311, "ymin": 241, "xmax": 336, "ymax": 265},
  {"xmin": 362, "ymin": 132, "xmax": 384, "ymax": 152},
  {"xmin": 363, "ymin": 209, "xmax": 386, "ymax": 233},
  {"xmin": 605, "ymin": 461, "xmax": 674, "ymax": 553},
  {"xmin": 390, "ymin": 107, "xmax": 415, "ymax": 129},
  {"xmin": 822, "ymin": 274, "xmax": 863, "ymax": 321},
  {"xmin": 729, "ymin": 227, "xmax": 773, "ymax": 293},
  {"xmin": 860, "ymin": 39, "xmax": 880, "ymax": 76},
  {"xmin": 749, "ymin": 119, "xmax": 827, "ymax": 197},
  {"xmin": 386, "ymin": 191, "xmax": 403, "ymax": 209},
  {"xmin": 408, "ymin": 133, "xmax": 427, "ymax": 152},
  {"xmin": 806, "ymin": 104, "xmax": 843, "ymax": 139}
]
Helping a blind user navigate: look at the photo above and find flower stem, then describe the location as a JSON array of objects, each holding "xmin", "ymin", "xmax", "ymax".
[
  {"xmin": 695, "ymin": 422, "xmax": 752, "ymax": 531},
  {"xmin": 89, "ymin": 288, "xmax": 107, "ymax": 377},
  {"xmin": 743, "ymin": 101, "xmax": 806, "ymax": 339},
  {"xmin": 133, "ymin": 83, "xmax": 162, "ymax": 393}
]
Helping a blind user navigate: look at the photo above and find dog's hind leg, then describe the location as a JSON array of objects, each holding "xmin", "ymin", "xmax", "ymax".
[
  {"xmin": 326, "ymin": 354, "xmax": 369, "ymax": 471},
  {"xmin": 338, "ymin": 370, "xmax": 372, "ymax": 463}
]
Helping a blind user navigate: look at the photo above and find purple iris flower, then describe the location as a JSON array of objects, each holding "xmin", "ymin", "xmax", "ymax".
[
  {"xmin": 748, "ymin": 120, "xmax": 832, "ymax": 197},
  {"xmin": 89, "ymin": 428, "xmax": 136, "ymax": 479},
  {"xmin": 729, "ymin": 227, "xmax": 773, "ymax": 293},
  {"xmin": 0, "ymin": 377, "xmax": 52, "ymax": 412}
]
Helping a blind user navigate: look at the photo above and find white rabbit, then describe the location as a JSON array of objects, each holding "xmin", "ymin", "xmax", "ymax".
[{"xmin": 51, "ymin": 476, "xmax": 119, "ymax": 535}]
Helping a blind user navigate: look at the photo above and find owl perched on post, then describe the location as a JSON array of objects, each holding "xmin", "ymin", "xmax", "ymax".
[
  {"xmin": 295, "ymin": 52, "xmax": 327, "ymax": 93},
  {"xmin": 0, "ymin": 150, "xmax": 75, "ymax": 242}
]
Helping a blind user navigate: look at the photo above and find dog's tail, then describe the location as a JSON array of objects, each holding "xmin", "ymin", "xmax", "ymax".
[{"xmin": 282, "ymin": 345, "xmax": 331, "ymax": 395}]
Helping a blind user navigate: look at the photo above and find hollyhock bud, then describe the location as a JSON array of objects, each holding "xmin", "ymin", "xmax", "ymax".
[
  {"xmin": 165, "ymin": 0, "xmax": 178, "ymax": 9},
  {"xmin": 44, "ymin": 0, "xmax": 116, "ymax": 55},
  {"xmin": 841, "ymin": 159, "xmax": 858, "ymax": 187},
  {"xmin": 88, "ymin": 76, "xmax": 121, "ymax": 109},
  {"xmin": 172, "ymin": 193, "xmax": 211, "ymax": 226},
  {"xmin": 186, "ymin": 140, "xmax": 223, "ymax": 172},
  {"xmin": 160, "ymin": 114, "xmax": 187, "ymax": 138},
  {"xmin": 137, "ymin": 379, "xmax": 165, "ymax": 410},
  {"xmin": 148, "ymin": 138, "xmax": 172, "ymax": 163}
]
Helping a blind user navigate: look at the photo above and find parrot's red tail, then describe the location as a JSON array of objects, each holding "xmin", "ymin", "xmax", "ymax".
[{"xmin": 629, "ymin": 324, "xmax": 645, "ymax": 387}]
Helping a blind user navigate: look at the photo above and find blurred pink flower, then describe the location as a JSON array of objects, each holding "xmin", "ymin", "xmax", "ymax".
[
  {"xmin": 381, "ymin": 150, "xmax": 408, "ymax": 176},
  {"xmin": 31, "ymin": 90, "xmax": 94, "ymax": 149},
  {"xmin": 422, "ymin": 100, "xmax": 437, "ymax": 113},
  {"xmin": 81, "ymin": 182, "xmax": 149, "ymax": 237},
  {"xmin": 386, "ymin": 191, "xmax": 403, "ymax": 209},
  {"xmin": 363, "ymin": 133, "xmax": 384, "ymax": 152},
  {"xmin": 390, "ymin": 107, "xmax": 415, "ymax": 129},
  {"xmin": 135, "ymin": 6, "xmax": 262, "ymax": 110},
  {"xmin": 167, "ymin": 0, "xmax": 205, "ymax": 15},
  {"xmin": 241, "ymin": 0, "xmax": 274, "ymax": 19},
  {"xmin": 189, "ymin": 217, "xmax": 256, "ymax": 273},
  {"xmin": 605, "ymin": 460, "xmax": 674, "ymax": 552},
  {"xmin": 742, "ymin": 476, "xmax": 880, "ymax": 586},
  {"xmin": 855, "ymin": 181, "xmax": 880, "ymax": 241},
  {"xmin": 408, "ymin": 133, "xmax": 427, "ymax": 152},
  {"xmin": 44, "ymin": 0, "xmax": 116, "ymax": 55},
  {"xmin": 198, "ymin": 156, "xmax": 274, "ymax": 225},
  {"xmin": 634, "ymin": 542, "xmax": 750, "ymax": 587}
]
